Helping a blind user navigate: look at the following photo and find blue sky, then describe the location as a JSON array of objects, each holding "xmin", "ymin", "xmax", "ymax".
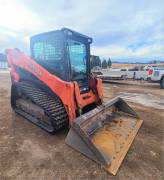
[{"xmin": 0, "ymin": 0, "xmax": 163, "ymax": 62}]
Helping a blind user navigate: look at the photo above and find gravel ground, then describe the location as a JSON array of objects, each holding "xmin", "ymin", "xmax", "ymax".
[{"xmin": 0, "ymin": 71, "xmax": 163, "ymax": 180}]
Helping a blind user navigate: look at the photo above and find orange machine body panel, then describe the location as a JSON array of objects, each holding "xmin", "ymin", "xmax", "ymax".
[{"xmin": 6, "ymin": 49, "xmax": 102, "ymax": 123}]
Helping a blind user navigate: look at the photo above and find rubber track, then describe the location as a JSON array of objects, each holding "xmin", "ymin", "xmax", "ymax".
[{"xmin": 16, "ymin": 82, "xmax": 68, "ymax": 133}]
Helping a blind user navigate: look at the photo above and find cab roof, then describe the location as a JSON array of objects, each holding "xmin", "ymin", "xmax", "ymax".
[{"xmin": 31, "ymin": 27, "xmax": 92, "ymax": 43}]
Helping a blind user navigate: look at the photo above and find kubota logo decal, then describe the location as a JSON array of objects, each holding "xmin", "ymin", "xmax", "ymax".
[{"xmin": 28, "ymin": 63, "xmax": 43, "ymax": 76}]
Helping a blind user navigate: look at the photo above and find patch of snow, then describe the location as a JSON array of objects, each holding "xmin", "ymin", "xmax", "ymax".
[{"xmin": 119, "ymin": 92, "xmax": 164, "ymax": 109}]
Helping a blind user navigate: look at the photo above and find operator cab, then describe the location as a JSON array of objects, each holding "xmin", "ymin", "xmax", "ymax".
[{"xmin": 30, "ymin": 28, "xmax": 92, "ymax": 93}]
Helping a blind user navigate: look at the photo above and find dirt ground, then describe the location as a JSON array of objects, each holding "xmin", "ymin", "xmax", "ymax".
[{"xmin": 0, "ymin": 71, "xmax": 163, "ymax": 180}]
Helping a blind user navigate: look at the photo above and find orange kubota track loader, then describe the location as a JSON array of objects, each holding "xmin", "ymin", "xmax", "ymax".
[{"xmin": 6, "ymin": 28, "xmax": 143, "ymax": 175}]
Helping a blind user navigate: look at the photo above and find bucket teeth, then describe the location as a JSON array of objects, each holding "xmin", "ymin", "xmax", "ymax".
[{"xmin": 66, "ymin": 97, "xmax": 143, "ymax": 175}]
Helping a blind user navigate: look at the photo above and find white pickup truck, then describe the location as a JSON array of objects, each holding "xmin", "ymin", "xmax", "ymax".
[{"xmin": 147, "ymin": 66, "xmax": 164, "ymax": 89}]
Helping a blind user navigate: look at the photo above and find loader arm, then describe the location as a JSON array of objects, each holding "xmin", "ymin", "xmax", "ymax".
[{"xmin": 6, "ymin": 48, "xmax": 102, "ymax": 122}]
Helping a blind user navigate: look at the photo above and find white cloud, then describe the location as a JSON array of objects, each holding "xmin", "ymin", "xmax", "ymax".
[
  {"xmin": 92, "ymin": 45, "xmax": 133, "ymax": 57},
  {"xmin": 0, "ymin": 0, "xmax": 43, "ymax": 32},
  {"xmin": 0, "ymin": 0, "xmax": 163, "ymax": 60},
  {"xmin": 0, "ymin": 28, "xmax": 18, "ymax": 41},
  {"xmin": 136, "ymin": 44, "xmax": 163, "ymax": 57},
  {"xmin": 92, "ymin": 43, "xmax": 163, "ymax": 59}
]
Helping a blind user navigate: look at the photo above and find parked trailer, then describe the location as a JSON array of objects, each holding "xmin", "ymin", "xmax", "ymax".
[
  {"xmin": 100, "ymin": 69, "xmax": 147, "ymax": 80},
  {"xmin": 97, "ymin": 74, "xmax": 127, "ymax": 81}
]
